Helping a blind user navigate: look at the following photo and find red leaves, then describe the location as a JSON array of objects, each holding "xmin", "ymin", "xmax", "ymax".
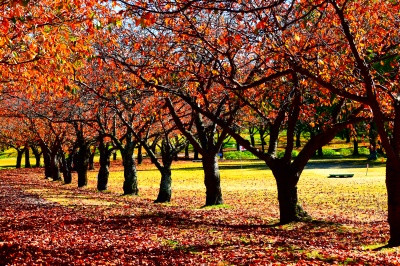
[
  {"xmin": 0, "ymin": 19, "xmax": 10, "ymax": 34},
  {"xmin": 135, "ymin": 12, "xmax": 156, "ymax": 28},
  {"xmin": 0, "ymin": 167, "xmax": 399, "ymax": 265}
]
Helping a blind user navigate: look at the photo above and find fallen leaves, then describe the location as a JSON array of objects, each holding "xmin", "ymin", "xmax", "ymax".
[{"xmin": 0, "ymin": 162, "xmax": 399, "ymax": 265}]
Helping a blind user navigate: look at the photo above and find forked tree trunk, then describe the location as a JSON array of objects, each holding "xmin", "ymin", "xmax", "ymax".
[
  {"xmin": 121, "ymin": 141, "xmax": 139, "ymax": 195},
  {"xmin": 77, "ymin": 144, "xmax": 90, "ymax": 187},
  {"xmin": 386, "ymin": 158, "xmax": 400, "ymax": 247},
  {"xmin": 97, "ymin": 142, "xmax": 112, "ymax": 191},
  {"xmin": 202, "ymin": 155, "xmax": 223, "ymax": 206}
]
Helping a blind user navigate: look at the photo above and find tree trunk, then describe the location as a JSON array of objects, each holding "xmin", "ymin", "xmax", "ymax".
[
  {"xmin": 250, "ymin": 134, "xmax": 255, "ymax": 147},
  {"xmin": 295, "ymin": 131, "xmax": 301, "ymax": 148},
  {"xmin": 386, "ymin": 158, "xmax": 400, "ymax": 247},
  {"xmin": 24, "ymin": 145, "xmax": 31, "ymax": 168},
  {"xmin": 42, "ymin": 148, "xmax": 52, "ymax": 179},
  {"xmin": 16, "ymin": 149, "xmax": 24, "ymax": 169},
  {"xmin": 317, "ymin": 147, "xmax": 323, "ymax": 157},
  {"xmin": 77, "ymin": 144, "xmax": 90, "ymax": 187},
  {"xmin": 275, "ymin": 172, "xmax": 310, "ymax": 224},
  {"xmin": 121, "ymin": 142, "xmax": 139, "ymax": 195},
  {"xmin": 113, "ymin": 151, "xmax": 117, "ymax": 161},
  {"xmin": 345, "ymin": 128, "xmax": 351, "ymax": 143},
  {"xmin": 154, "ymin": 166, "xmax": 172, "ymax": 203},
  {"xmin": 137, "ymin": 143, "xmax": 143, "ymax": 165},
  {"xmin": 202, "ymin": 155, "xmax": 223, "ymax": 206},
  {"xmin": 97, "ymin": 143, "xmax": 111, "ymax": 191},
  {"xmin": 31, "ymin": 145, "xmax": 42, "ymax": 167},
  {"xmin": 259, "ymin": 128, "xmax": 267, "ymax": 153},
  {"xmin": 353, "ymin": 139, "xmax": 359, "ymax": 156},
  {"xmin": 194, "ymin": 148, "xmax": 199, "ymax": 160},
  {"xmin": 88, "ymin": 147, "xmax": 96, "ymax": 170},
  {"xmin": 184, "ymin": 145, "xmax": 189, "ymax": 159},
  {"xmin": 219, "ymin": 147, "xmax": 224, "ymax": 159},
  {"xmin": 60, "ymin": 152, "xmax": 72, "ymax": 184},
  {"xmin": 50, "ymin": 152, "xmax": 61, "ymax": 181}
]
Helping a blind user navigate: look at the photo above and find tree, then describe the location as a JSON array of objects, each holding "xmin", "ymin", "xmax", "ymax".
[
  {"xmin": 118, "ymin": 1, "xmax": 368, "ymax": 221},
  {"xmin": 276, "ymin": 0, "xmax": 400, "ymax": 246}
]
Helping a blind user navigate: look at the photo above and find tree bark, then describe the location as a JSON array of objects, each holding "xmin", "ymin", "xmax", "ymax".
[
  {"xmin": 154, "ymin": 166, "xmax": 172, "ymax": 203},
  {"xmin": 184, "ymin": 145, "xmax": 189, "ymax": 159},
  {"xmin": 386, "ymin": 158, "xmax": 400, "ymax": 247},
  {"xmin": 353, "ymin": 139, "xmax": 359, "ymax": 156},
  {"xmin": 50, "ymin": 152, "xmax": 61, "ymax": 181},
  {"xmin": 194, "ymin": 148, "xmax": 199, "ymax": 160},
  {"xmin": 15, "ymin": 149, "xmax": 24, "ymax": 169},
  {"xmin": 317, "ymin": 147, "xmax": 323, "ymax": 157},
  {"xmin": 121, "ymin": 138, "xmax": 139, "ymax": 195},
  {"xmin": 88, "ymin": 147, "xmax": 96, "ymax": 170},
  {"xmin": 137, "ymin": 143, "xmax": 143, "ymax": 165},
  {"xmin": 42, "ymin": 148, "xmax": 52, "ymax": 179},
  {"xmin": 97, "ymin": 142, "xmax": 112, "ymax": 191},
  {"xmin": 30, "ymin": 145, "xmax": 42, "ymax": 167},
  {"xmin": 202, "ymin": 155, "xmax": 223, "ymax": 206},
  {"xmin": 24, "ymin": 145, "xmax": 31, "ymax": 168},
  {"xmin": 274, "ymin": 169, "xmax": 310, "ymax": 224},
  {"xmin": 77, "ymin": 144, "xmax": 90, "ymax": 187},
  {"xmin": 295, "ymin": 131, "xmax": 301, "ymax": 148},
  {"xmin": 250, "ymin": 134, "xmax": 255, "ymax": 147},
  {"xmin": 60, "ymin": 152, "xmax": 72, "ymax": 184},
  {"xmin": 345, "ymin": 128, "xmax": 351, "ymax": 143}
]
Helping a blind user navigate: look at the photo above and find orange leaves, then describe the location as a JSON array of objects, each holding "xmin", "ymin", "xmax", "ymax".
[
  {"xmin": 135, "ymin": 12, "xmax": 156, "ymax": 28},
  {"xmin": 0, "ymin": 19, "xmax": 10, "ymax": 34}
]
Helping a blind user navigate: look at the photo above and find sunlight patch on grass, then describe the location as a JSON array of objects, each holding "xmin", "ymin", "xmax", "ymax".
[{"xmin": 45, "ymin": 197, "xmax": 116, "ymax": 206}]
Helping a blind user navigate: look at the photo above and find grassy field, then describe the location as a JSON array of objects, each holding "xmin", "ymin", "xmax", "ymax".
[{"xmin": 1, "ymin": 152, "xmax": 398, "ymax": 265}]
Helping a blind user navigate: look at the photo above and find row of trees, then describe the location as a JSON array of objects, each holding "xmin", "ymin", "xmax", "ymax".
[{"xmin": 1, "ymin": 0, "xmax": 399, "ymax": 246}]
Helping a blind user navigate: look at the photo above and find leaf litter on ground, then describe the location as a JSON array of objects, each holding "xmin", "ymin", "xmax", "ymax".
[{"xmin": 0, "ymin": 160, "xmax": 399, "ymax": 265}]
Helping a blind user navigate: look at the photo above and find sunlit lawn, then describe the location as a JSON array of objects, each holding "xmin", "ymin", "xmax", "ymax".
[
  {"xmin": 1, "ymin": 155, "xmax": 387, "ymax": 223},
  {"xmin": 72, "ymin": 158, "xmax": 388, "ymax": 224},
  {"xmin": 0, "ymin": 154, "xmax": 387, "ymax": 224},
  {"xmin": 2, "ymin": 155, "xmax": 398, "ymax": 265}
]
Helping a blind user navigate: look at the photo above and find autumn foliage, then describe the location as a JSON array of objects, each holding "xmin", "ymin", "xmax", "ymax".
[{"xmin": 1, "ymin": 0, "xmax": 400, "ymax": 263}]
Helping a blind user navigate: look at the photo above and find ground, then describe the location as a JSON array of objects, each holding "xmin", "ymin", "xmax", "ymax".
[{"xmin": 0, "ymin": 160, "xmax": 399, "ymax": 265}]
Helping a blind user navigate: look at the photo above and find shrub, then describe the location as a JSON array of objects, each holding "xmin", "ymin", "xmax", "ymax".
[
  {"xmin": 277, "ymin": 150, "xmax": 299, "ymax": 158},
  {"xmin": 224, "ymin": 150, "xmax": 258, "ymax": 160}
]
